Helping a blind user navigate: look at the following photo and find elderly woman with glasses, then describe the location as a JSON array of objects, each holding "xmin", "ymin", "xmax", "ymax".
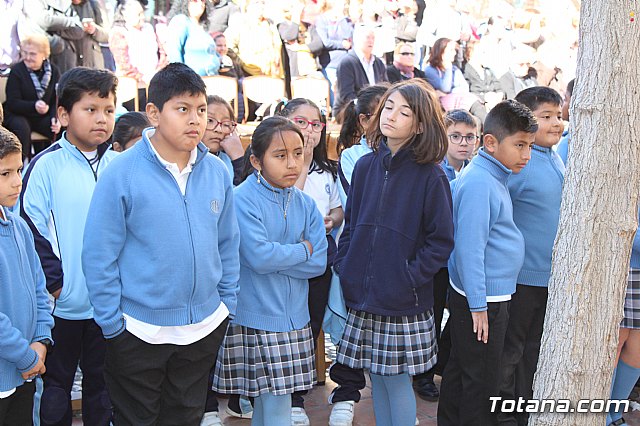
[
  {"xmin": 386, "ymin": 41, "xmax": 426, "ymax": 83},
  {"xmin": 2, "ymin": 34, "xmax": 61, "ymax": 159}
]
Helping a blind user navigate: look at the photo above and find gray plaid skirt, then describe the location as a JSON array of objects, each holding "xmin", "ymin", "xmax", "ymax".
[
  {"xmin": 336, "ymin": 308, "xmax": 437, "ymax": 376},
  {"xmin": 212, "ymin": 323, "xmax": 316, "ymax": 397},
  {"xmin": 622, "ymin": 268, "xmax": 640, "ymax": 329}
]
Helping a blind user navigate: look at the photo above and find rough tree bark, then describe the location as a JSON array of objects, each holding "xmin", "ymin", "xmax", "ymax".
[{"xmin": 529, "ymin": 1, "xmax": 640, "ymax": 425}]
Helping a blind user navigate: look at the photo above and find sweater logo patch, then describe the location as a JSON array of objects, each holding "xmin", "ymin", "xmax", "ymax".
[
  {"xmin": 210, "ymin": 200, "xmax": 220, "ymax": 214},
  {"xmin": 325, "ymin": 183, "xmax": 331, "ymax": 195}
]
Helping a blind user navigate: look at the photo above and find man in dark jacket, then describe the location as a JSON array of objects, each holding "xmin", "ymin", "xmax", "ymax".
[{"xmin": 333, "ymin": 25, "xmax": 388, "ymax": 116}]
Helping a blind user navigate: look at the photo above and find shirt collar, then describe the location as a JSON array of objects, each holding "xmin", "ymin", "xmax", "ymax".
[
  {"xmin": 147, "ymin": 132, "xmax": 198, "ymax": 174},
  {"xmin": 356, "ymin": 49, "xmax": 374, "ymax": 66}
]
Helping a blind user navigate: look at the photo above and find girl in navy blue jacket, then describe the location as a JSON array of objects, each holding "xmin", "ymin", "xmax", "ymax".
[{"xmin": 333, "ymin": 79, "xmax": 455, "ymax": 425}]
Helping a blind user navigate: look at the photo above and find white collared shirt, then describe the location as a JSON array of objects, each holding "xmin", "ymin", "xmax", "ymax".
[
  {"xmin": 356, "ymin": 50, "xmax": 377, "ymax": 86},
  {"xmin": 123, "ymin": 137, "xmax": 228, "ymax": 345},
  {"xmin": 450, "ymin": 279, "xmax": 511, "ymax": 303}
]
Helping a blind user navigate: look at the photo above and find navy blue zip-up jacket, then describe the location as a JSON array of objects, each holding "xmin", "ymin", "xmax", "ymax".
[{"xmin": 334, "ymin": 140, "xmax": 454, "ymax": 316}]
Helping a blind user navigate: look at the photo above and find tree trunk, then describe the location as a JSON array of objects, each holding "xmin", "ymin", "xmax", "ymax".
[{"xmin": 529, "ymin": 1, "xmax": 640, "ymax": 425}]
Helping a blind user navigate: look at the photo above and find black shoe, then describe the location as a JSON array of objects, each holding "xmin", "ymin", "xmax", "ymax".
[{"xmin": 413, "ymin": 376, "xmax": 439, "ymax": 402}]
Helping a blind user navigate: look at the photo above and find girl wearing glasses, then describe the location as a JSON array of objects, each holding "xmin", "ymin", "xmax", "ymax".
[
  {"xmin": 386, "ymin": 42, "xmax": 426, "ymax": 83},
  {"xmin": 202, "ymin": 95, "xmax": 245, "ymax": 186},
  {"xmin": 273, "ymin": 98, "xmax": 344, "ymax": 425}
]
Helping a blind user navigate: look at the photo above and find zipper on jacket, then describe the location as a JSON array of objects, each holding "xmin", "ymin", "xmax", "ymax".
[
  {"xmin": 363, "ymin": 168, "xmax": 390, "ymax": 304},
  {"xmin": 76, "ymin": 147, "xmax": 101, "ymax": 181}
]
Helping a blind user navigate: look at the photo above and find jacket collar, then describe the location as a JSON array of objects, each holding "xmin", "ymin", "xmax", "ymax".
[
  {"xmin": 249, "ymin": 171, "xmax": 295, "ymax": 203},
  {"xmin": 378, "ymin": 139, "xmax": 414, "ymax": 171},
  {"xmin": 474, "ymin": 148, "xmax": 512, "ymax": 183},
  {"xmin": 138, "ymin": 127, "xmax": 208, "ymax": 169},
  {"xmin": 58, "ymin": 132, "xmax": 111, "ymax": 161},
  {"xmin": 532, "ymin": 144, "xmax": 552, "ymax": 154}
]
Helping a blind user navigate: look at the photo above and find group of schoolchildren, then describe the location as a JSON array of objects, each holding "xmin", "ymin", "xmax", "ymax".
[{"xmin": 0, "ymin": 61, "xmax": 638, "ymax": 426}]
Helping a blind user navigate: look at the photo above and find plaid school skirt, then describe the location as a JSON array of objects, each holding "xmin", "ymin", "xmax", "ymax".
[
  {"xmin": 622, "ymin": 268, "xmax": 640, "ymax": 329},
  {"xmin": 336, "ymin": 309, "xmax": 438, "ymax": 376},
  {"xmin": 212, "ymin": 323, "xmax": 316, "ymax": 397}
]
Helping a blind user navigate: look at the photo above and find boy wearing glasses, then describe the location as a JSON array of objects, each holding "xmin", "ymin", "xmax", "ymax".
[
  {"xmin": 497, "ymin": 87, "xmax": 565, "ymax": 426},
  {"xmin": 440, "ymin": 109, "xmax": 479, "ymax": 181},
  {"xmin": 82, "ymin": 63, "xmax": 240, "ymax": 424}
]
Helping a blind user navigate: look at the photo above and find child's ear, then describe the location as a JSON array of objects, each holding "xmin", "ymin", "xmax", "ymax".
[
  {"xmin": 146, "ymin": 103, "xmax": 160, "ymax": 127},
  {"xmin": 57, "ymin": 106, "xmax": 70, "ymax": 128},
  {"xmin": 112, "ymin": 142, "xmax": 123, "ymax": 152},
  {"xmin": 249, "ymin": 154, "xmax": 261, "ymax": 172},
  {"xmin": 483, "ymin": 133, "xmax": 498, "ymax": 153},
  {"xmin": 416, "ymin": 123, "xmax": 424, "ymax": 135}
]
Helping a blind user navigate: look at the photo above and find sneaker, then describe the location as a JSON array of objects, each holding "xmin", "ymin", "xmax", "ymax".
[
  {"xmin": 200, "ymin": 411, "xmax": 223, "ymax": 426},
  {"xmin": 329, "ymin": 401, "xmax": 355, "ymax": 426},
  {"xmin": 291, "ymin": 407, "xmax": 310, "ymax": 426},
  {"xmin": 225, "ymin": 395, "xmax": 253, "ymax": 419},
  {"xmin": 413, "ymin": 376, "xmax": 439, "ymax": 402}
]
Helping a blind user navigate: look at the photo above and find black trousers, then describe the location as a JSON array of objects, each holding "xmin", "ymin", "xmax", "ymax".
[
  {"xmin": 105, "ymin": 320, "xmax": 228, "ymax": 426},
  {"xmin": 438, "ymin": 288, "xmax": 510, "ymax": 426},
  {"xmin": 0, "ymin": 381, "xmax": 35, "ymax": 426},
  {"xmin": 3, "ymin": 113, "xmax": 53, "ymax": 159},
  {"xmin": 498, "ymin": 285, "xmax": 548, "ymax": 426},
  {"xmin": 40, "ymin": 317, "xmax": 110, "ymax": 426},
  {"xmin": 292, "ymin": 264, "xmax": 333, "ymax": 408}
]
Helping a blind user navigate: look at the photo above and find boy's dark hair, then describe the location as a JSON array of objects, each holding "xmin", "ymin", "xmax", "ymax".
[
  {"xmin": 274, "ymin": 98, "xmax": 337, "ymax": 179},
  {"xmin": 444, "ymin": 109, "xmax": 477, "ymax": 129},
  {"xmin": 112, "ymin": 112, "xmax": 150, "ymax": 147},
  {"xmin": 0, "ymin": 127, "xmax": 22, "ymax": 159},
  {"xmin": 57, "ymin": 67, "xmax": 118, "ymax": 112},
  {"xmin": 484, "ymin": 100, "xmax": 538, "ymax": 142},
  {"xmin": 514, "ymin": 86, "xmax": 563, "ymax": 112},
  {"xmin": 368, "ymin": 79, "xmax": 448, "ymax": 165},
  {"xmin": 337, "ymin": 83, "xmax": 389, "ymax": 156},
  {"xmin": 241, "ymin": 116, "xmax": 304, "ymax": 181},
  {"xmin": 148, "ymin": 63, "xmax": 207, "ymax": 111},
  {"xmin": 566, "ymin": 78, "xmax": 575, "ymax": 97},
  {"xmin": 207, "ymin": 95, "xmax": 235, "ymax": 121}
]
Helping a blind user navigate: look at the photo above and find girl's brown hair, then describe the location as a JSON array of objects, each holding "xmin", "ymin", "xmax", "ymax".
[
  {"xmin": 366, "ymin": 79, "xmax": 448, "ymax": 165},
  {"xmin": 207, "ymin": 95, "xmax": 235, "ymax": 121},
  {"xmin": 428, "ymin": 37, "xmax": 452, "ymax": 71}
]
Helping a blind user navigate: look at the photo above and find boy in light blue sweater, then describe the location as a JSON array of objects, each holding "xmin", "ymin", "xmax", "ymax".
[
  {"xmin": 438, "ymin": 100, "xmax": 538, "ymax": 426},
  {"xmin": 82, "ymin": 63, "xmax": 240, "ymax": 425},
  {"xmin": 0, "ymin": 128, "xmax": 53, "ymax": 425},
  {"xmin": 497, "ymin": 87, "xmax": 565, "ymax": 426}
]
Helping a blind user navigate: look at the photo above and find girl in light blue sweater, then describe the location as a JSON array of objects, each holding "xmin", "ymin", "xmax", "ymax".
[{"xmin": 213, "ymin": 117, "xmax": 327, "ymax": 426}]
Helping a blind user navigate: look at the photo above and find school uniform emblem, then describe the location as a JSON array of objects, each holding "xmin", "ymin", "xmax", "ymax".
[
  {"xmin": 210, "ymin": 200, "xmax": 220, "ymax": 214},
  {"xmin": 325, "ymin": 183, "xmax": 331, "ymax": 195}
]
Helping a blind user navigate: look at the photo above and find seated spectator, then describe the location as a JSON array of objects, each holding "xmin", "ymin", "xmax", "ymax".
[
  {"xmin": 423, "ymin": 37, "xmax": 481, "ymax": 115},
  {"xmin": 1, "ymin": 0, "xmax": 23, "ymax": 72},
  {"xmin": 224, "ymin": 0, "xmax": 283, "ymax": 77},
  {"xmin": 386, "ymin": 41, "xmax": 426, "ymax": 83},
  {"xmin": 333, "ymin": 25, "xmax": 388, "ymax": 116},
  {"xmin": 499, "ymin": 45, "xmax": 538, "ymax": 100},
  {"xmin": 110, "ymin": 0, "xmax": 167, "ymax": 106},
  {"xmin": 71, "ymin": 0, "xmax": 109, "ymax": 68},
  {"xmin": 462, "ymin": 40, "xmax": 503, "ymax": 112},
  {"xmin": 212, "ymin": 32, "xmax": 243, "ymax": 79},
  {"xmin": 2, "ymin": 34, "xmax": 60, "ymax": 159},
  {"xmin": 166, "ymin": 0, "xmax": 220, "ymax": 76}
]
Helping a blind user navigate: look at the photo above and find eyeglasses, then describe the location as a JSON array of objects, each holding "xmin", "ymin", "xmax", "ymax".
[
  {"xmin": 291, "ymin": 116, "xmax": 326, "ymax": 133},
  {"xmin": 399, "ymin": 52, "xmax": 415, "ymax": 56},
  {"xmin": 206, "ymin": 118, "xmax": 237, "ymax": 132},
  {"xmin": 448, "ymin": 133, "xmax": 478, "ymax": 145}
]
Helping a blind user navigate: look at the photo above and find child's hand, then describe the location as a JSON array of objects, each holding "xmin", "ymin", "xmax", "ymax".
[
  {"xmin": 51, "ymin": 288, "xmax": 62, "ymax": 299},
  {"xmin": 21, "ymin": 343, "xmax": 47, "ymax": 380},
  {"xmin": 324, "ymin": 216, "xmax": 334, "ymax": 233},
  {"xmin": 302, "ymin": 240, "xmax": 313, "ymax": 256},
  {"xmin": 220, "ymin": 130, "xmax": 244, "ymax": 160},
  {"xmin": 303, "ymin": 136, "xmax": 314, "ymax": 167},
  {"xmin": 50, "ymin": 118, "xmax": 61, "ymax": 135},
  {"xmin": 471, "ymin": 311, "xmax": 489, "ymax": 344}
]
